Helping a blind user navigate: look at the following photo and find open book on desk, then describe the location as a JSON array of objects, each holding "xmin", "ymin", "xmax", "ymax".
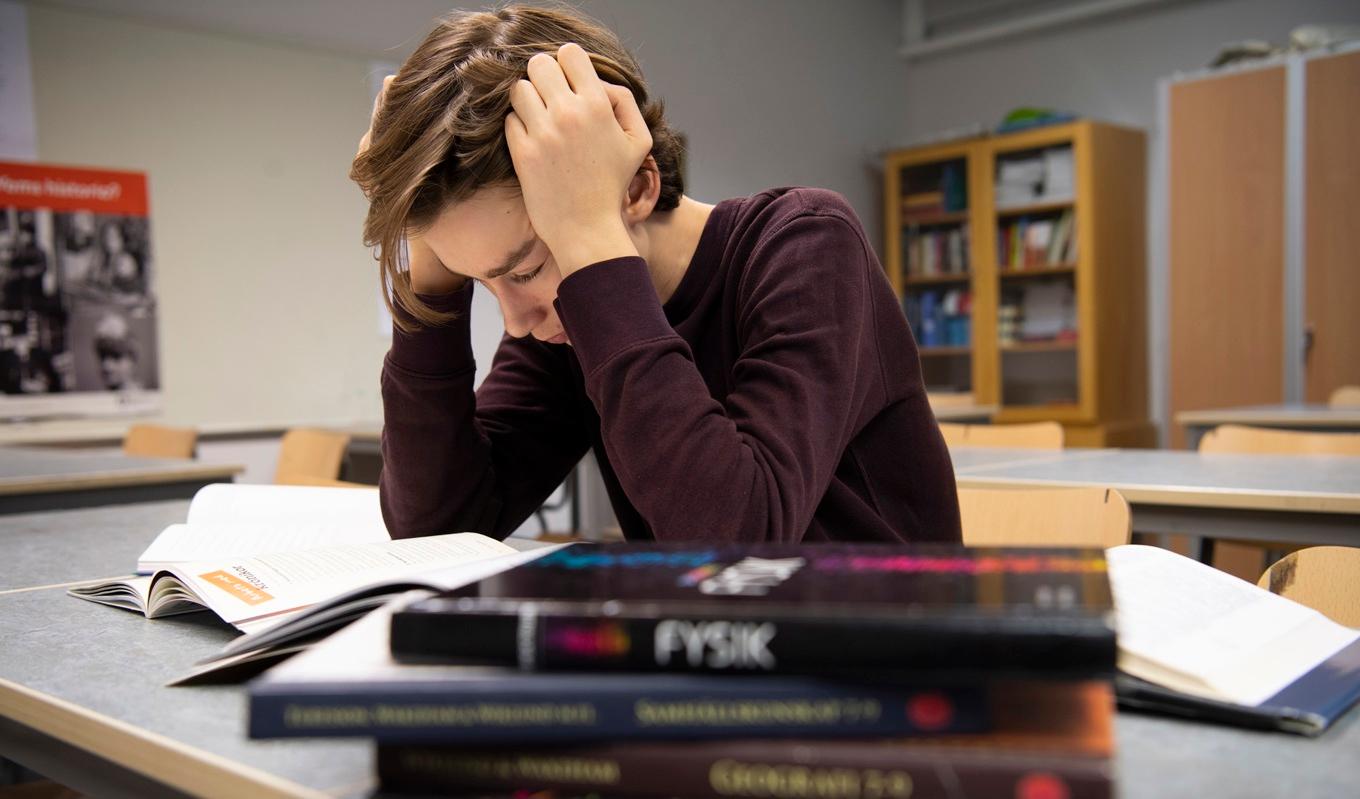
[
  {"xmin": 1109, "ymin": 544, "xmax": 1360, "ymax": 736},
  {"xmin": 65, "ymin": 484, "xmax": 561, "ymax": 681}
]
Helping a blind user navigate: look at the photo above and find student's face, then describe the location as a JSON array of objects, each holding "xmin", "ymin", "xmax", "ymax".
[{"xmin": 423, "ymin": 185, "xmax": 568, "ymax": 344}]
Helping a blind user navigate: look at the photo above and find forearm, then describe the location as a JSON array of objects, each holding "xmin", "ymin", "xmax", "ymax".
[
  {"xmin": 556, "ymin": 257, "xmax": 862, "ymax": 543},
  {"xmin": 378, "ymin": 285, "xmax": 496, "ymax": 538},
  {"xmin": 378, "ymin": 287, "xmax": 590, "ymax": 539}
]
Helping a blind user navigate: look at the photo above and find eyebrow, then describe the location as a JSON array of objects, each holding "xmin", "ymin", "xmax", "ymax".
[{"xmin": 482, "ymin": 237, "xmax": 538, "ymax": 280}]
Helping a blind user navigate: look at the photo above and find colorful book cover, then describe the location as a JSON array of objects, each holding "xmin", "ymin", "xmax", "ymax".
[{"xmin": 390, "ymin": 544, "xmax": 1115, "ymax": 676}]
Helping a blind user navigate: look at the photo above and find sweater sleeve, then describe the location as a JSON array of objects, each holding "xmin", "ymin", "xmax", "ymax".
[
  {"xmin": 555, "ymin": 212, "xmax": 879, "ymax": 542},
  {"xmin": 379, "ymin": 283, "xmax": 589, "ymax": 539}
]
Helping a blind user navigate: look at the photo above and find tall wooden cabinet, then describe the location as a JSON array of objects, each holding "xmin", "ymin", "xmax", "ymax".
[
  {"xmin": 885, "ymin": 120, "xmax": 1151, "ymax": 447},
  {"xmin": 1165, "ymin": 46, "xmax": 1360, "ymax": 448}
]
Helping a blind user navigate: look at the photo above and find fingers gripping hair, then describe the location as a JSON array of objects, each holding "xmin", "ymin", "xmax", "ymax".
[{"xmin": 350, "ymin": 4, "xmax": 686, "ymax": 331}]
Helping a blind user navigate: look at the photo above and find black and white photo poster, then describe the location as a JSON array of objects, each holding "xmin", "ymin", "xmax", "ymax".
[{"xmin": 0, "ymin": 160, "xmax": 160, "ymax": 418}]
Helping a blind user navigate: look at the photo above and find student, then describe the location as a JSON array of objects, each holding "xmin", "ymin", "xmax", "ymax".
[{"xmin": 353, "ymin": 5, "xmax": 960, "ymax": 544}]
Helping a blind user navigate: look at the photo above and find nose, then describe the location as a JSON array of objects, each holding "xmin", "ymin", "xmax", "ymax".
[{"xmin": 497, "ymin": 290, "xmax": 545, "ymax": 339}]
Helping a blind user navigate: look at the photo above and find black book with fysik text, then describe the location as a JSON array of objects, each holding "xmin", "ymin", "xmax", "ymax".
[{"xmin": 390, "ymin": 543, "xmax": 1116, "ymax": 676}]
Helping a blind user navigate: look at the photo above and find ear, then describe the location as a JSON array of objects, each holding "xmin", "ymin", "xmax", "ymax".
[{"xmin": 622, "ymin": 155, "xmax": 661, "ymax": 225}]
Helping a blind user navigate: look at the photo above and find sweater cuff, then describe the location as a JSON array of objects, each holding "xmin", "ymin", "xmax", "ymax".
[
  {"xmin": 555, "ymin": 257, "xmax": 673, "ymax": 373},
  {"xmin": 388, "ymin": 282, "xmax": 476, "ymax": 376}
]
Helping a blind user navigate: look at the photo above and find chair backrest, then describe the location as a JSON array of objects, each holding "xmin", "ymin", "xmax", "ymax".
[
  {"xmin": 1329, "ymin": 385, "xmax": 1360, "ymax": 408},
  {"xmin": 281, "ymin": 476, "xmax": 371, "ymax": 489},
  {"xmin": 959, "ymin": 486, "xmax": 1132, "ymax": 550},
  {"xmin": 940, "ymin": 421, "xmax": 1064, "ymax": 450},
  {"xmin": 928, "ymin": 391, "xmax": 975, "ymax": 409},
  {"xmin": 1198, "ymin": 424, "xmax": 1360, "ymax": 456},
  {"xmin": 1258, "ymin": 546, "xmax": 1360, "ymax": 628},
  {"xmin": 122, "ymin": 424, "xmax": 198, "ymax": 460},
  {"xmin": 274, "ymin": 428, "xmax": 352, "ymax": 486}
]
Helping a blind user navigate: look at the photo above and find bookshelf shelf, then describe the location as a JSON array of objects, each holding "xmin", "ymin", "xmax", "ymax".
[
  {"xmin": 906, "ymin": 273, "xmax": 972, "ymax": 286},
  {"xmin": 996, "ymin": 199, "xmax": 1075, "ymax": 218},
  {"xmin": 1001, "ymin": 340, "xmax": 1078, "ymax": 353},
  {"xmin": 999, "ymin": 264, "xmax": 1077, "ymax": 279},
  {"xmin": 885, "ymin": 120, "xmax": 1151, "ymax": 447},
  {"xmin": 919, "ymin": 346, "xmax": 973, "ymax": 357},
  {"xmin": 902, "ymin": 211, "xmax": 970, "ymax": 226}
]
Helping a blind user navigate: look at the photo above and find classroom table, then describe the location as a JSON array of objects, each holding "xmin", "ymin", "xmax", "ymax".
[
  {"xmin": 0, "ymin": 500, "xmax": 188, "ymax": 592},
  {"xmin": 3, "ymin": 501, "xmax": 1360, "ymax": 799},
  {"xmin": 0, "ymin": 447, "xmax": 242, "ymax": 515},
  {"xmin": 930, "ymin": 402, "xmax": 997, "ymax": 423},
  {"xmin": 1176, "ymin": 403, "xmax": 1360, "ymax": 449},
  {"xmin": 953, "ymin": 448, "xmax": 1360, "ymax": 551}
]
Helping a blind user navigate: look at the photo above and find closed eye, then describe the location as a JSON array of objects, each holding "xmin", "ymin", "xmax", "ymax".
[{"xmin": 507, "ymin": 263, "xmax": 544, "ymax": 285}]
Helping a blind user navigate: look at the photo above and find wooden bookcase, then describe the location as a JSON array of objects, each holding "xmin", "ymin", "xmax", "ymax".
[{"xmin": 884, "ymin": 120, "xmax": 1152, "ymax": 447}]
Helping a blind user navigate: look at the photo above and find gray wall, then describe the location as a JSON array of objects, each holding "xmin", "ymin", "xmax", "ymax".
[{"xmin": 892, "ymin": 0, "xmax": 1360, "ymax": 143}]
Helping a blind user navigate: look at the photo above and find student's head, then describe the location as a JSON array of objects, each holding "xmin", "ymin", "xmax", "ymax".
[{"xmin": 351, "ymin": 4, "xmax": 685, "ymax": 338}]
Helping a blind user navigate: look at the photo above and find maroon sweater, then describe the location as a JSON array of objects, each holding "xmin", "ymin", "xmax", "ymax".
[{"xmin": 380, "ymin": 187, "xmax": 961, "ymax": 544}]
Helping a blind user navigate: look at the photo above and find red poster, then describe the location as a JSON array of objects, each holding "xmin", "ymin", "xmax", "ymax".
[{"xmin": 1, "ymin": 160, "xmax": 160, "ymax": 418}]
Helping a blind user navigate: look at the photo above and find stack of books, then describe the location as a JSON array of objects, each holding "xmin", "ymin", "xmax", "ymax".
[{"xmin": 247, "ymin": 543, "xmax": 1120, "ymax": 798}]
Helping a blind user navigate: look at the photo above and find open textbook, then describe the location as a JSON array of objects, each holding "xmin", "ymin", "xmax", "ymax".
[
  {"xmin": 1108, "ymin": 544, "xmax": 1360, "ymax": 735},
  {"xmin": 68, "ymin": 484, "xmax": 554, "ymax": 646}
]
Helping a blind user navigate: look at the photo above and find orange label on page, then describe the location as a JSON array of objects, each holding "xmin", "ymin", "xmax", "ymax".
[{"xmin": 199, "ymin": 570, "xmax": 274, "ymax": 606}]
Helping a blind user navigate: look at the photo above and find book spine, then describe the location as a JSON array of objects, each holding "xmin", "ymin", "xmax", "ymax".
[
  {"xmin": 376, "ymin": 742, "xmax": 1113, "ymax": 799},
  {"xmin": 390, "ymin": 611, "xmax": 1115, "ymax": 676},
  {"xmin": 249, "ymin": 679, "xmax": 989, "ymax": 743}
]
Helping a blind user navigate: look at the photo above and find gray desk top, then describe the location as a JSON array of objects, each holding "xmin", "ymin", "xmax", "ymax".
[
  {"xmin": 948, "ymin": 446, "xmax": 1106, "ymax": 473},
  {"xmin": 2, "ymin": 502, "xmax": 1359, "ymax": 797},
  {"xmin": 3, "ymin": 585, "xmax": 1358, "ymax": 799},
  {"xmin": 0, "ymin": 500, "xmax": 188, "ymax": 591},
  {"xmin": 0, "ymin": 446, "xmax": 241, "ymax": 494},
  {"xmin": 955, "ymin": 448, "xmax": 1360, "ymax": 514},
  {"xmin": 0, "ymin": 586, "xmax": 370, "ymax": 798},
  {"xmin": 1176, "ymin": 403, "xmax": 1360, "ymax": 429}
]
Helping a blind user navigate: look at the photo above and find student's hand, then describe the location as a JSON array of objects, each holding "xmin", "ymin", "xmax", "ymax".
[
  {"xmin": 505, "ymin": 43, "xmax": 648, "ymax": 276},
  {"xmin": 358, "ymin": 76, "xmax": 465, "ymax": 295},
  {"xmin": 407, "ymin": 235, "xmax": 465, "ymax": 295}
]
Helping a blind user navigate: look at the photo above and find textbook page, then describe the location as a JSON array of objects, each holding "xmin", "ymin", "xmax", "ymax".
[
  {"xmin": 165, "ymin": 532, "xmax": 515, "ymax": 630},
  {"xmin": 1107, "ymin": 545, "xmax": 1359, "ymax": 706},
  {"xmin": 137, "ymin": 484, "xmax": 389, "ymax": 572}
]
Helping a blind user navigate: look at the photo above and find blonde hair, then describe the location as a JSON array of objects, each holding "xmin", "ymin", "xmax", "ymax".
[{"xmin": 351, "ymin": 4, "xmax": 685, "ymax": 331}]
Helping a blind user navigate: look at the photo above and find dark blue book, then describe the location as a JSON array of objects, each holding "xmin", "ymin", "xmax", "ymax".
[
  {"xmin": 249, "ymin": 601, "xmax": 992, "ymax": 744},
  {"xmin": 389, "ymin": 543, "xmax": 1116, "ymax": 677}
]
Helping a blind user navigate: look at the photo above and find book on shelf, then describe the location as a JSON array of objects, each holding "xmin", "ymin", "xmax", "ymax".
[
  {"xmin": 995, "ymin": 146, "xmax": 1074, "ymax": 209},
  {"xmin": 249, "ymin": 597, "xmax": 1001, "ymax": 744},
  {"xmin": 388, "ymin": 543, "xmax": 1116, "ymax": 676},
  {"xmin": 65, "ymin": 484, "xmax": 557, "ymax": 683},
  {"xmin": 376, "ymin": 680, "xmax": 1115, "ymax": 799},
  {"xmin": 998, "ymin": 209, "xmax": 1074, "ymax": 271},
  {"xmin": 1110, "ymin": 545, "xmax": 1360, "ymax": 735},
  {"xmin": 903, "ymin": 225, "xmax": 969, "ymax": 277}
]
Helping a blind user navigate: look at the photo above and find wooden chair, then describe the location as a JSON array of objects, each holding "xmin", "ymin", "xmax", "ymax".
[
  {"xmin": 1328, "ymin": 385, "xmax": 1360, "ymax": 408},
  {"xmin": 959, "ymin": 486, "xmax": 1131, "ymax": 550},
  {"xmin": 1199, "ymin": 424, "xmax": 1360, "ymax": 456},
  {"xmin": 122, "ymin": 423, "xmax": 198, "ymax": 459},
  {"xmin": 281, "ymin": 476, "xmax": 371, "ymax": 489},
  {"xmin": 928, "ymin": 391, "xmax": 975, "ymax": 409},
  {"xmin": 1198, "ymin": 425, "xmax": 1360, "ymax": 581},
  {"xmin": 274, "ymin": 428, "xmax": 352, "ymax": 486},
  {"xmin": 1258, "ymin": 546, "xmax": 1360, "ymax": 628},
  {"xmin": 940, "ymin": 421, "xmax": 1064, "ymax": 450}
]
